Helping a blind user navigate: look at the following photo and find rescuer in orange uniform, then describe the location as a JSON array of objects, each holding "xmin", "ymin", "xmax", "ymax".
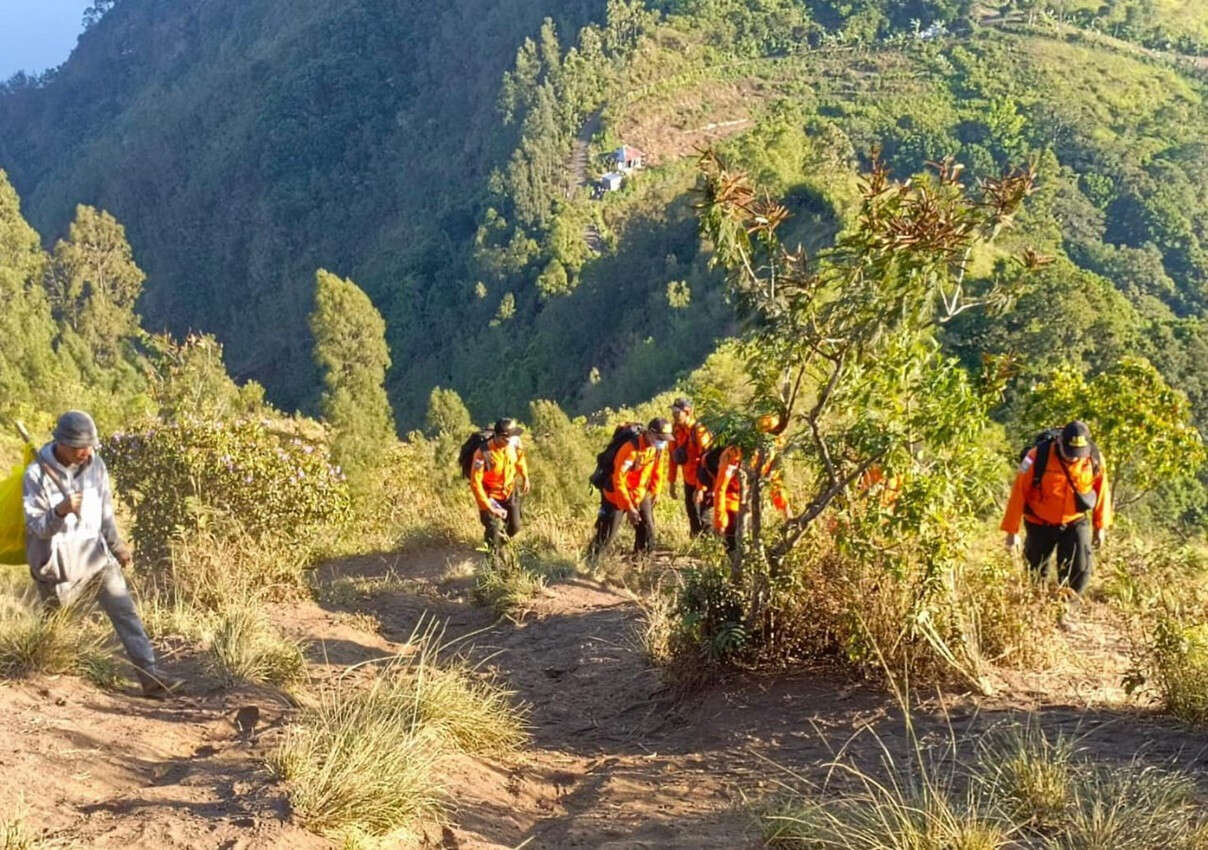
[
  {"xmin": 669, "ymin": 397, "xmax": 713, "ymax": 538},
  {"xmin": 1001, "ymin": 421, "xmax": 1111, "ymax": 595},
  {"xmin": 712, "ymin": 413, "xmax": 790, "ymax": 553},
  {"xmin": 469, "ymin": 418, "xmax": 531, "ymax": 549},
  {"xmin": 588, "ymin": 418, "xmax": 674, "ymax": 557}
]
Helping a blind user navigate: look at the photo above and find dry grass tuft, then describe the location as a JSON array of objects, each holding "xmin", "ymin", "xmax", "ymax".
[
  {"xmin": 0, "ymin": 587, "xmax": 116, "ymax": 685},
  {"xmin": 0, "ymin": 814, "xmax": 44, "ymax": 850},
  {"xmin": 207, "ymin": 605, "xmax": 306, "ymax": 687},
  {"xmin": 270, "ymin": 621, "xmax": 526, "ymax": 840},
  {"xmin": 761, "ymin": 718, "xmax": 1208, "ymax": 850}
]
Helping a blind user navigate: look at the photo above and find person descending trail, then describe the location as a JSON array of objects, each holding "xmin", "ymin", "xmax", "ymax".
[
  {"xmin": 468, "ymin": 418, "xmax": 531, "ymax": 550},
  {"xmin": 22, "ymin": 411, "xmax": 181, "ymax": 698},
  {"xmin": 668, "ymin": 397, "xmax": 713, "ymax": 538},
  {"xmin": 588, "ymin": 418, "xmax": 674, "ymax": 559},
  {"xmin": 1002, "ymin": 420, "xmax": 1111, "ymax": 595},
  {"xmin": 712, "ymin": 413, "xmax": 790, "ymax": 554}
]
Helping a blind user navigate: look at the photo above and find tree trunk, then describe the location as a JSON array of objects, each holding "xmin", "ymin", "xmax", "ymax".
[{"xmin": 730, "ymin": 468, "xmax": 748, "ymax": 581}]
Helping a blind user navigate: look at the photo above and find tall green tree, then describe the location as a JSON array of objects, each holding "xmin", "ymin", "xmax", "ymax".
[
  {"xmin": 0, "ymin": 171, "xmax": 63, "ymax": 418},
  {"xmin": 310, "ymin": 269, "xmax": 396, "ymax": 484},
  {"xmin": 47, "ymin": 205, "xmax": 146, "ymax": 364}
]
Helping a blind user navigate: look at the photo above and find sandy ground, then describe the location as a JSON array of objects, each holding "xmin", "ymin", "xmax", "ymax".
[{"xmin": 2, "ymin": 545, "xmax": 1205, "ymax": 849}]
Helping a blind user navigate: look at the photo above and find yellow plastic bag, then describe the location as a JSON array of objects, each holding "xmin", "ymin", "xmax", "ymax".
[{"xmin": 0, "ymin": 445, "xmax": 34, "ymax": 566}]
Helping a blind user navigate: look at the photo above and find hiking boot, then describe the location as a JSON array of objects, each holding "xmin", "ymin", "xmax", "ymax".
[{"xmin": 137, "ymin": 669, "xmax": 185, "ymax": 700}]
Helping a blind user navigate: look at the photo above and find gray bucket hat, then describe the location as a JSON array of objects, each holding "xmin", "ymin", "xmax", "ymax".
[{"xmin": 53, "ymin": 410, "xmax": 100, "ymax": 449}]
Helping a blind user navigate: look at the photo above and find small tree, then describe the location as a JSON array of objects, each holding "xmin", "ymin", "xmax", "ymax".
[
  {"xmin": 424, "ymin": 387, "xmax": 472, "ymax": 438},
  {"xmin": 1023, "ymin": 356, "xmax": 1206, "ymax": 509},
  {"xmin": 310, "ymin": 269, "xmax": 396, "ymax": 486},
  {"xmin": 47, "ymin": 205, "xmax": 146, "ymax": 364},
  {"xmin": 696, "ymin": 150, "xmax": 1040, "ymax": 571},
  {"xmin": 685, "ymin": 151, "xmax": 1046, "ymax": 678}
]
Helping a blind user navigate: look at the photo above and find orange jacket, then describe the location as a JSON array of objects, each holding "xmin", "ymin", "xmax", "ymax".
[
  {"xmin": 469, "ymin": 437, "xmax": 529, "ymax": 511},
  {"xmin": 712, "ymin": 444, "xmax": 789, "ymax": 532},
  {"xmin": 861, "ymin": 466, "xmax": 902, "ymax": 509},
  {"xmin": 1001, "ymin": 443, "xmax": 1112, "ymax": 533},
  {"xmin": 606, "ymin": 436, "xmax": 665, "ymax": 512},
  {"xmin": 670, "ymin": 418, "xmax": 712, "ymax": 487}
]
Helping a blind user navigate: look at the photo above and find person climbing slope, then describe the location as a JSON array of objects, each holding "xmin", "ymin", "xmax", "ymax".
[
  {"xmin": 1002, "ymin": 420, "xmax": 1111, "ymax": 595},
  {"xmin": 588, "ymin": 418, "xmax": 674, "ymax": 558},
  {"xmin": 669, "ymin": 397, "xmax": 713, "ymax": 538},
  {"xmin": 468, "ymin": 418, "xmax": 531, "ymax": 549},
  {"xmin": 712, "ymin": 413, "xmax": 790, "ymax": 554}
]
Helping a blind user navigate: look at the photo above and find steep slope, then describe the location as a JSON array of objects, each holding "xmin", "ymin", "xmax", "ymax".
[
  {"xmin": 0, "ymin": 0, "xmax": 605, "ymax": 411},
  {"xmin": 4, "ymin": 1, "xmax": 1208, "ymax": 429}
]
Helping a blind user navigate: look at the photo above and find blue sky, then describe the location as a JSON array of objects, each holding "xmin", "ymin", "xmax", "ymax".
[{"xmin": 0, "ymin": 0, "xmax": 91, "ymax": 80}]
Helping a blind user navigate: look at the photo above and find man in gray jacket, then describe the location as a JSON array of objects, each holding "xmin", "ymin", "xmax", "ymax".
[{"xmin": 23, "ymin": 410, "xmax": 176, "ymax": 698}]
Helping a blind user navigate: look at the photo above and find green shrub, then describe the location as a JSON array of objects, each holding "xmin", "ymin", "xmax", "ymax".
[
  {"xmin": 106, "ymin": 415, "xmax": 351, "ymax": 565},
  {"xmin": 668, "ymin": 524, "xmax": 1057, "ymax": 689}
]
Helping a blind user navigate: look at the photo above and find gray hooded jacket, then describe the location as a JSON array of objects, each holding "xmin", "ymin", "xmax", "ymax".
[{"xmin": 22, "ymin": 442, "xmax": 125, "ymax": 588}]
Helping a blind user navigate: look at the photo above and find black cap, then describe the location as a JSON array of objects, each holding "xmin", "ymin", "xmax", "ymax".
[
  {"xmin": 1060, "ymin": 421, "xmax": 1092, "ymax": 459},
  {"xmin": 493, "ymin": 418, "xmax": 523, "ymax": 437},
  {"xmin": 671, "ymin": 397, "xmax": 692, "ymax": 412},
  {"xmin": 647, "ymin": 417, "xmax": 674, "ymax": 440}
]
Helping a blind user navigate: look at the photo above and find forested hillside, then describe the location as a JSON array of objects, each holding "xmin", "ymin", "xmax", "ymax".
[{"xmin": 2, "ymin": 0, "xmax": 1207, "ymax": 430}]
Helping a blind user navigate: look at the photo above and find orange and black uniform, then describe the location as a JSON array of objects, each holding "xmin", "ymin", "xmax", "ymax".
[
  {"xmin": 670, "ymin": 417, "xmax": 712, "ymax": 536},
  {"xmin": 589, "ymin": 434, "xmax": 667, "ymax": 556},
  {"xmin": 1001, "ymin": 443, "xmax": 1111, "ymax": 593},
  {"xmin": 712, "ymin": 444, "xmax": 789, "ymax": 552},
  {"xmin": 470, "ymin": 437, "xmax": 529, "ymax": 548}
]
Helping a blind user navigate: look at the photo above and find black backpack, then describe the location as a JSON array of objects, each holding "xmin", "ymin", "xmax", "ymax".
[
  {"xmin": 1019, "ymin": 429, "xmax": 1101, "ymax": 488},
  {"xmin": 695, "ymin": 445, "xmax": 727, "ymax": 492},
  {"xmin": 589, "ymin": 423, "xmax": 644, "ymax": 491},
  {"xmin": 458, "ymin": 430, "xmax": 494, "ymax": 479}
]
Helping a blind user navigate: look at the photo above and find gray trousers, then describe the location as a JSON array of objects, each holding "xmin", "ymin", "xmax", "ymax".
[{"xmin": 37, "ymin": 562, "xmax": 158, "ymax": 676}]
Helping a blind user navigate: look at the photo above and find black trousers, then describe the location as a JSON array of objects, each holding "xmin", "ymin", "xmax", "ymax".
[
  {"xmin": 589, "ymin": 495, "xmax": 655, "ymax": 557},
  {"xmin": 683, "ymin": 483, "xmax": 706, "ymax": 537},
  {"xmin": 479, "ymin": 494, "xmax": 522, "ymax": 549},
  {"xmin": 1024, "ymin": 518, "xmax": 1093, "ymax": 594},
  {"xmin": 719, "ymin": 508, "xmax": 742, "ymax": 554}
]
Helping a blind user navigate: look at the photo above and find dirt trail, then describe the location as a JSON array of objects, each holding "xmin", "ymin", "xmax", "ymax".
[
  {"xmin": 316, "ymin": 549, "xmax": 1208, "ymax": 849},
  {"xmin": 2, "ymin": 546, "xmax": 1205, "ymax": 849}
]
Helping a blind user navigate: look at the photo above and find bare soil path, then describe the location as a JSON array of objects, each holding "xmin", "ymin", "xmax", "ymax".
[
  {"xmin": 315, "ymin": 548, "xmax": 1208, "ymax": 849},
  {"xmin": 2, "ymin": 546, "xmax": 1205, "ymax": 849}
]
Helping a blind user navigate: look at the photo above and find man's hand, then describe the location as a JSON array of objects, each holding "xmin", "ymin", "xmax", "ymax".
[
  {"xmin": 55, "ymin": 492, "xmax": 83, "ymax": 517},
  {"xmin": 1093, "ymin": 527, "xmax": 1106, "ymax": 547},
  {"xmin": 113, "ymin": 545, "xmax": 133, "ymax": 568},
  {"xmin": 520, "ymin": 478, "xmax": 532, "ymax": 496},
  {"xmin": 694, "ymin": 489, "xmax": 705, "ymax": 506},
  {"xmin": 488, "ymin": 499, "xmax": 508, "ymax": 520},
  {"xmin": 669, "ymin": 483, "xmax": 678, "ymax": 499},
  {"xmin": 627, "ymin": 509, "xmax": 641, "ymax": 527},
  {"xmin": 1004, "ymin": 533, "xmax": 1020, "ymax": 553}
]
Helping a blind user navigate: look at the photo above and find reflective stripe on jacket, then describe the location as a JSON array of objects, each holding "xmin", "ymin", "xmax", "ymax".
[
  {"xmin": 1001, "ymin": 443, "xmax": 1112, "ymax": 533},
  {"xmin": 469, "ymin": 438, "xmax": 528, "ymax": 511}
]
